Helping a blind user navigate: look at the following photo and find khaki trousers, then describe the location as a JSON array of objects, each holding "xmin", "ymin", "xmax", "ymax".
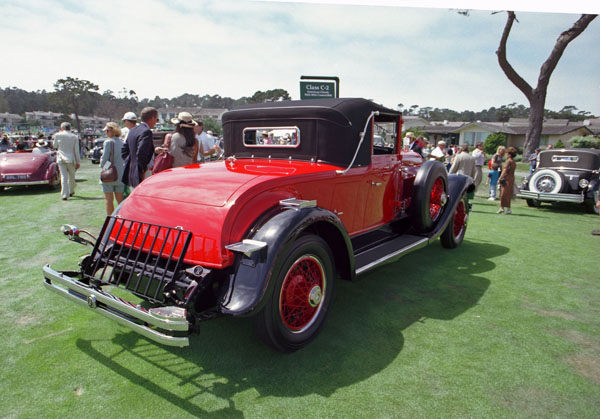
[{"xmin": 58, "ymin": 162, "xmax": 77, "ymax": 199}]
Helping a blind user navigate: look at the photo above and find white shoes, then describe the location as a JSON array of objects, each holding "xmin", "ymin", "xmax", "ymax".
[
  {"xmin": 496, "ymin": 208, "xmax": 504, "ymax": 214},
  {"xmin": 488, "ymin": 197, "xmax": 495, "ymax": 201},
  {"xmin": 505, "ymin": 209, "xmax": 512, "ymax": 214}
]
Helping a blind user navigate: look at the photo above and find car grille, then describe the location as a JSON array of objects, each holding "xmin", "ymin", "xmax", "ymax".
[{"xmin": 85, "ymin": 216, "xmax": 193, "ymax": 303}]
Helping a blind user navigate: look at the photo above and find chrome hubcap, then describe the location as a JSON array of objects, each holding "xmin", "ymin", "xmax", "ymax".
[{"xmin": 308, "ymin": 286, "xmax": 322, "ymax": 307}]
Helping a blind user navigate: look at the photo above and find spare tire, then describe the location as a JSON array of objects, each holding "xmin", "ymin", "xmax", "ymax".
[
  {"xmin": 411, "ymin": 160, "xmax": 448, "ymax": 233},
  {"xmin": 529, "ymin": 169, "xmax": 563, "ymax": 194}
]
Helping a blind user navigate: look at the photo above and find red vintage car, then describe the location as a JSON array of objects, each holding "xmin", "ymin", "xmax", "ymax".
[
  {"xmin": 0, "ymin": 149, "xmax": 60, "ymax": 191},
  {"xmin": 43, "ymin": 98, "xmax": 473, "ymax": 352}
]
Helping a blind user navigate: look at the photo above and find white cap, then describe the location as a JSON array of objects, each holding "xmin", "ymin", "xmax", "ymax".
[{"xmin": 122, "ymin": 112, "xmax": 137, "ymax": 121}]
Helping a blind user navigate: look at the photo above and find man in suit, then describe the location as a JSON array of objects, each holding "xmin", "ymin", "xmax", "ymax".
[
  {"xmin": 54, "ymin": 122, "xmax": 80, "ymax": 200},
  {"xmin": 122, "ymin": 107, "xmax": 158, "ymax": 188}
]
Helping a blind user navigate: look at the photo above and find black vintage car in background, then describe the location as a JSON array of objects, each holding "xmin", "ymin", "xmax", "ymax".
[
  {"xmin": 90, "ymin": 138, "xmax": 106, "ymax": 164},
  {"xmin": 517, "ymin": 148, "xmax": 600, "ymax": 214}
]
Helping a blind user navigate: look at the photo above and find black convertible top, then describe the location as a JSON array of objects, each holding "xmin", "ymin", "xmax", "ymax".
[{"xmin": 222, "ymin": 98, "xmax": 400, "ymax": 167}]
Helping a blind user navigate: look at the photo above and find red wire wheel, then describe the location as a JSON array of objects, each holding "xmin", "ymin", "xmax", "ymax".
[
  {"xmin": 411, "ymin": 160, "xmax": 448, "ymax": 233},
  {"xmin": 452, "ymin": 200, "xmax": 467, "ymax": 238},
  {"xmin": 429, "ymin": 177, "xmax": 446, "ymax": 222},
  {"xmin": 441, "ymin": 193, "xmax": 469, "ymax": 249},
  {"xmin": 279, "ymin": 255, "xmax": 325, "ymax": 333}
]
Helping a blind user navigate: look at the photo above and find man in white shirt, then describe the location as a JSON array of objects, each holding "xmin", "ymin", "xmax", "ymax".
[
  {"xmin": 195, "ymin": 121, "xmax": 221, "ymax": 162},
  {"xmin": 471, "ymin": 141, "xmax": 486, "ymax": 192},
  {"xmin": 54, "ymin": 122, "xmax": 81, "ymax": 200}
]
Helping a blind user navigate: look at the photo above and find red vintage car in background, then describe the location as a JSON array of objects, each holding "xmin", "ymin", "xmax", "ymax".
[
  {"xmin": 0, "ymin": 149, "xmax": 60, "ymax": 191},
  {"xmin": 44, "ymin": 98, "xmax": 474, "ymax": 352}
]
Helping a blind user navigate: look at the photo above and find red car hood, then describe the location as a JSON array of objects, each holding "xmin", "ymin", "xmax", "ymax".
[{"xmin": 0, "ymin": 152, "xmax": 51, "ymax": 174}]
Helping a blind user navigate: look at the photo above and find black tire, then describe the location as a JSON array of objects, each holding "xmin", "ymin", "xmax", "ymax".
[
  {"xmin": 526, "ymin": 199, "xmax": 542, "ymax": 208},
  {"xmin": 440, "ymin": 193, "xmax": 468, "ymax": 249},
  {"xmin": 585, "ymin": 192, "xmax": 600, "ymax": 215},
  {"xmin": 254, "ymin": 234, "xmax": 335, "ymax": 352},
  {"xmin": 48, "ymin": 169, "xmax": 60, "ymax": 190},
  {"xmin": 411, "ymin": 160, "xmax": 448, "ymax": 233}
]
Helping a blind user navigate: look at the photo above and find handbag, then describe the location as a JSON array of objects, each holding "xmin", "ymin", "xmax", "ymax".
[
  {"xmin": 152, "ymin": 134, "xmax": 174, "ymax": 175},
  {"xmin": 100, "ymin": 141, "xmax": 118, "ymax": 182}
]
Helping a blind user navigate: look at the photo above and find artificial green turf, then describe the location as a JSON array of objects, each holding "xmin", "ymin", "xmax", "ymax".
[{"xmin": 1, "ymin": 160, "xmax": 599, "ymax": 418}]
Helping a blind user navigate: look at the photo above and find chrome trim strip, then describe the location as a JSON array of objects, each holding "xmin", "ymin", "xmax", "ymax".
[
  {"xmin": 356, "ymin": 237, "xmax": 428, "ymax": 275},
  {"xmin": 517, "ymin": 190, "xmax": 585, "ymax": 203},
  {"xmin": 279, "ymin": 198, "xmax": 317, "ymax": 208},
  {"xmin": 43, "ymin": 265, "xmax": 189, "ymax": 347},
  {"xmin": 0, "ymin": 180, "xmax": 50, "ymax": 186},
  {"xmin": 225, "ymin": 239, "xmax": 268, "ymax": 257}
]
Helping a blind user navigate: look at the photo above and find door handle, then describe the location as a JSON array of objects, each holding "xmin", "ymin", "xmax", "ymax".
[{"xmin": 371, "ymin": 181, "xmax": 382, "ymax": 186}]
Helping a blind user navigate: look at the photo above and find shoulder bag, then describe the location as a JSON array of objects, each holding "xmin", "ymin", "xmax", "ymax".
[
  {"xmin": 152, "ymin": 134, "xmax": 174, "ymax": 175},
  {"xmin": 100, "ymin": 140, "xmax": 118, "ymax": 182}
]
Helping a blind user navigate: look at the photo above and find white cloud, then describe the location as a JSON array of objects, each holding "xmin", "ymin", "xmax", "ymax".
[{"xmin": 0, "ymin": 0, "xmax": 598, "ymax": 114}]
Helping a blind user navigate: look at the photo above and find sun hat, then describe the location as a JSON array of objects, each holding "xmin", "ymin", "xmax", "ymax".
[
  {"xmin": 405, "ymin": 132, "xmax": 415, "ymax": 138},
  {"xmin": 171, "ymin": 112, "xmax": 197, "ymax": 126},
  {"xmin": 122, "ymin": 111, "xmax": 137, "ymax": 121},
  {"xmin": 36, "ymin": 139, "xmax": 48, "ymax": 147}
]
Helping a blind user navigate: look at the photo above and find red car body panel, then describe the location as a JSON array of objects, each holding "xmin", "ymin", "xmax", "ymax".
[
  {"xmin": 0, "ymin": 150, "xmax": 58, "ymax": 187},
  {"xmin": 114, "ymin": 149, "xmax": 423, "ymax": 269}
]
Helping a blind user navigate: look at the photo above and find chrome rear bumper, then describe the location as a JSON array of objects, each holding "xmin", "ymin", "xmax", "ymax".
[
  {"xmin": 517, "ymin": 190, "xmax": 585, "ymax": 203},
  {"xmin": 43, "ymin": 264, "xmax": 190, "ymax": 347},
  {"xmin": 1, "ymin": 180, "xmax": 50, "ymax": 187}
]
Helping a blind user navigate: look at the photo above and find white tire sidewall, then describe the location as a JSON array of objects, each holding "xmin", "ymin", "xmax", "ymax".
[{"xmin": 529, "ymin": 169, "xmax": 563, "ymax": 194}]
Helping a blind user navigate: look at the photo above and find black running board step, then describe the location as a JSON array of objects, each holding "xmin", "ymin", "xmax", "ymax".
[{"xmin": 354, "ymin": 234, "xmax": 429, "ymax": 275}]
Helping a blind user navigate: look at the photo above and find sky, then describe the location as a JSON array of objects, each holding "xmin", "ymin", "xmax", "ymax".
[{"xmin": 1, "ymin": 0, "xmax": 599, "ymax": 115}]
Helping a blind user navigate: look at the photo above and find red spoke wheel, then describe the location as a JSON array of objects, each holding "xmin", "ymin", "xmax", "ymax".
[
  {"xmin": 255, "ymin": 234, "xmax": 335, "ymax": 352},
  {"xmin": 279, "ymin": 255, "xmax": 325, "ymax": 332},
  {"xmin": 411, "ymin": 160, "xmax": 448, "ymax": 233},
  {"xmin": 441, "ymin": 193, "xmax": 468, "ymax": 249},
  {"xmin": 429, "ymin": 177, "xmax": 445, "ymax": 222}
]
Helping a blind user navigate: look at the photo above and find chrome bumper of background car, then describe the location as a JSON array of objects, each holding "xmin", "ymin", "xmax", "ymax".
[
  {"xmin": 517, "ymin": 190, "xmax": 585, "ymax": 203},
  {"xmin": 0, "ymin": 180, "xmax": 50, "ymax": 187},
  {"xmin": 43, "ymin": 265, "xmax": 190, "ymax": 347}
]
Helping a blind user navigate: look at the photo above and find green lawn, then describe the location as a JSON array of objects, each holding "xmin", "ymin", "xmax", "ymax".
[{"xmin": 1, "ymin": 160, "xmax": 599, "ymax": 418}]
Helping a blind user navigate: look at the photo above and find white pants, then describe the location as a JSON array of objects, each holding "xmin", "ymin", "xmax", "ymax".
[{"xmin": 58, "ymin": 162, "xmax": 77, "ymax": 199}]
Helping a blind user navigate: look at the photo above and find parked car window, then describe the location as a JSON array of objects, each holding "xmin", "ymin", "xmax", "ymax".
[{"xmin": 243, "ymin": 127, "xmax": 300, "ymax": 148}]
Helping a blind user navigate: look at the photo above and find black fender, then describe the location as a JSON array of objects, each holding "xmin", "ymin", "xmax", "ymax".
[
  {"xmin": 220, "ymin": 206, "xmax": 353, "ymax": 317},
  {"xmin": 427, "ymin": 174, "xmax": 474, "ymax": 241}
]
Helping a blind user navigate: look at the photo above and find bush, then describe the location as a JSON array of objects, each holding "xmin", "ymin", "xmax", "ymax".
[
  {"xmin": 554, "ymin": 140, "xmax": 565, "ymax": 148},
  {"xmin": 569, "ymin": 136, "xmax": 600, "ymax": 149},
  {"xmin": 484, "ymin": 133, "xmax": 507, "ymax": 155}
]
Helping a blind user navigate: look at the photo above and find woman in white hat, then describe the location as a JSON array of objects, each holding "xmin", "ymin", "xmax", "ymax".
[{"xmin": 100, "ymin": 122, "xmax": 125, "ymax": 215}]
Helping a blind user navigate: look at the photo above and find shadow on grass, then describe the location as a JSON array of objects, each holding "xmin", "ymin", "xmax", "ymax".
[
  {"xmin": 76, "ymin": 240, "xmax": 505, "ymax": 415},
  {"xmin": 0, "ymin": 185, "xmax": 59, "ymax": 196},
  {"xmin": 70, "ymin": 195, "xmax": 103, "ymax": 201}
]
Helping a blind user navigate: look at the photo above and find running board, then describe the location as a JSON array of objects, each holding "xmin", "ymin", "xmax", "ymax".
[{"xmin": 354, "ymin": 234, "xmax": 429, "ymax": 275}]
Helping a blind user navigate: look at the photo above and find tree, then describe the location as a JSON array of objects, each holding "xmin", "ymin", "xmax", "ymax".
[
  {"xmin": 569, "ymin": 136, "xmax": 600, "ymax": 149},
  {"xmin": 248, "ymin": 89, "xmax": 291, "ymax": 104},
  {"xmin": 51, "ymin": 77, "xmax": 99, "ymax": 132},
  {"xmin": 496, "ymin": 12, "xmax": 596, "ymax": 160},
  {"xmin": 554, "ymin": 139, "xmax": 565, "ymax": 148},
  {"xmin": 484, "ymin": 132, "xmax": 507, "ymax": 155}
]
